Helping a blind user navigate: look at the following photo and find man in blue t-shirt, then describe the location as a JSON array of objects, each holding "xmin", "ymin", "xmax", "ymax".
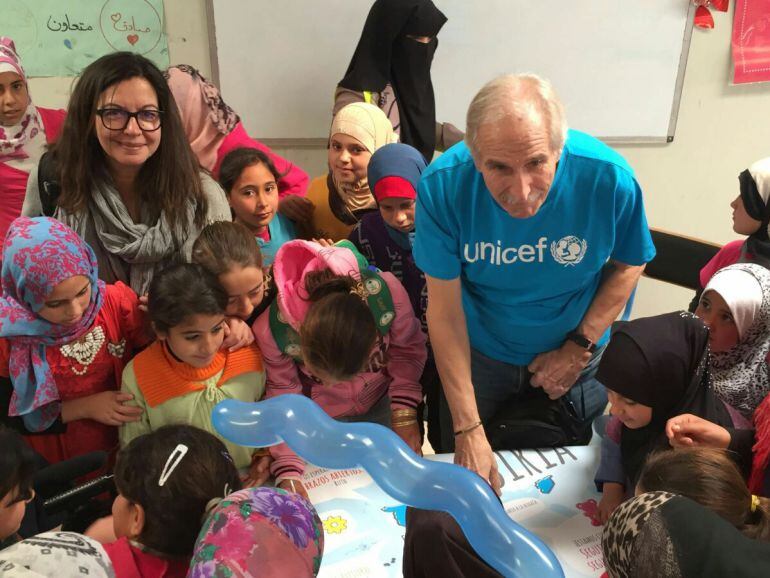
[{"xmin": 414, "ymin": 74, "xmax": 656, "ymax": 492}]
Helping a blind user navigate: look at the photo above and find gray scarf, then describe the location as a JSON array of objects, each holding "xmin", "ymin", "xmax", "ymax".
[{"xmin": 57, "ymin": 179, "xmax": 193, "ymax": 295}]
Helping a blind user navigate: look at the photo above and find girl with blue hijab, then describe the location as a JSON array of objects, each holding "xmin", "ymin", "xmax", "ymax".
[
  {"xmin": 0, "ymin": 217, "xmax": 147, "ymax": 464},
  {"xmin": 348, "ymin": 142, "xmax": 444, "ymax": 450}
]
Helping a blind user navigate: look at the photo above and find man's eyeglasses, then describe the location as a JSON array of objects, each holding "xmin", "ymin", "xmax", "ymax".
[{"xmin": 96, "ymin": 107, "xmax": 163, "ymax": 131}]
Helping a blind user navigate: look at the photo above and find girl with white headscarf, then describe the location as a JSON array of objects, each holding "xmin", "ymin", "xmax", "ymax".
[
  {"xmin": 0, "ymin": 37, "xmax": 66, "ymax": 248},
  {"xmin": 699, "ymin": 157, "xmax": 770, "ymax": 287},
  {"xmin": 695, "ymin": 263, "xmax": 770, "ymax": 416}
]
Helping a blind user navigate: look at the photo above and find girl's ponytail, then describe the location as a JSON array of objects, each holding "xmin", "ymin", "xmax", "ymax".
[
  {"xmin": 742, "ymin": 496, "xmax": 770, "ymax": 542},
  {"xmin": 300, "ymin": 270, "xmax": 377, "ymax": 381},
  {"xmin": 639, "ymin": 448, "xmax": 770, "ymax": 543}
]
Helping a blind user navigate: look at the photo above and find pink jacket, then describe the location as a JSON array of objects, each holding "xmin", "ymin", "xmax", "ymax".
[
  {"xmin": 0, "ymin": 107, "xmax": 66, "ymax": 246},
  {"xmin": 699, "ymin": 239, "xmax": 743, "ymax": 288},
  {"xmin": 252, "ymin": 240, "xmax": 426, "ymax": 480},
  {"xmin": 213, "ymin": 122, "xmax": 309, "ymax": 198}
]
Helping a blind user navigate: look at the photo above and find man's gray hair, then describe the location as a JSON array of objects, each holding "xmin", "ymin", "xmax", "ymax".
[{"xmin": 465, "ymin": 74, "xmax": 568, "ymax": 155}]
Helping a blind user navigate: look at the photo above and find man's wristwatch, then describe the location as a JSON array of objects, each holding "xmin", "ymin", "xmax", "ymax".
[{"xmin": 566, "ymin": 330, "xmax": 597, "ymax": 353}]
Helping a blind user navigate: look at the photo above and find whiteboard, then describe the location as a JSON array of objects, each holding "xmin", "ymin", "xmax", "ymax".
[{"xmin": 208, "ymin": 1, "xmax": 694, "ymax": 143}]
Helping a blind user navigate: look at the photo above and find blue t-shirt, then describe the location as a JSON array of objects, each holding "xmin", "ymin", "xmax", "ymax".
[
  {"xmin": 414, "ymin": 130, "xmax": 656, "ymax": 365},
  {"xmin": 258, "ymin": 213, "xmax": 296, "ymax": 266}
]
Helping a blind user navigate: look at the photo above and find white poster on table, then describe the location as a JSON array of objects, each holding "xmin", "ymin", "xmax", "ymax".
[{"xmin": 303, "ymin": 441, "xmax": 605, "ymax": 578}]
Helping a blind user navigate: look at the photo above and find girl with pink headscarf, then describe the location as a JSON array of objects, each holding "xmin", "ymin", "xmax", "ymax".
[
  {"xmin": 0, "ymin": 38, "xmax": 66, "ymax": 247},
  {"xmin": 165, "ymin": 65, "xmax": 312, "ymax": 222}
]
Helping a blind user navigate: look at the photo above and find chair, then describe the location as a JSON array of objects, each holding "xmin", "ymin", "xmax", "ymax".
[{"xmin": 644, "ymin": 228, "xmax": 722, "ymax": 290}]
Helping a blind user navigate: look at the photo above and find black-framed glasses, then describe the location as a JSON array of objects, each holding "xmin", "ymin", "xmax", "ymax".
[{"xmin": 96, "ymin": 107, "xmax": 163, "ymax": 131}]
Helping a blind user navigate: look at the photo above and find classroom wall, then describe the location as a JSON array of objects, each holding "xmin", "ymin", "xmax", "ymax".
[{"xmin": 27, "ymin": 1, "xmax": 770, "ymax": 319}]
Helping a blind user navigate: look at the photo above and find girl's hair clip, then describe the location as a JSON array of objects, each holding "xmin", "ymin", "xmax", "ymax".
[
  {"xmin": 201, "ymin": 483, "xmax": 233, "ymax": 523},
  {"xmin": 349, "ymin": 281, "xmax": 368, "ymax": 302},
  {"xmin": 158, "ymin": 444, "xmax": 189, "ymax": 487}
]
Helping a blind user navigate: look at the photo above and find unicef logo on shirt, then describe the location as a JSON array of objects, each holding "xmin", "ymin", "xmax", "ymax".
[{"xmin": 550, "ymin": 236, "xmax": 588, "ymax": 266}]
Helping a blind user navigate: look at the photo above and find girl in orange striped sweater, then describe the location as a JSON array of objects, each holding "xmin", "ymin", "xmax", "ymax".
[{"xmin": 119, "ymin": 263, "xmax": 265, "ymax": 481}]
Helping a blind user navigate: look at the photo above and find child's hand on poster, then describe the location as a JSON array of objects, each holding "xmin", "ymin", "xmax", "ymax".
[
  {"xmin": 278, "ymin": 478, "xmax": 310, "ymax": 500},
  {"xmin": 393, "ymin": 421, "xmax": 423, "ymax": 457},
  {"xmin": 597, "ymin": 482, "xmax": 625, "ymax": 525}
]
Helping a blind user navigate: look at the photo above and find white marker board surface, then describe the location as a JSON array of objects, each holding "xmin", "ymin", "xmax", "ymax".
[{"xmin": 209, "ymin": 1, "xmax": 694, "ymax": 142}]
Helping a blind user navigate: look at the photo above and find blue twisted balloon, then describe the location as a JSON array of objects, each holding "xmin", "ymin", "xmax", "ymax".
[{"xmin": 212, "ymin": 394, "xmax": 564, "ymax": 578}]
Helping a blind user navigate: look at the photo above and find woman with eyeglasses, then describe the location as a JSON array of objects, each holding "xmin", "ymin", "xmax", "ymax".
[{"xmin": 21, "ymin": 52, "xmax": 231, "ymax": 296}]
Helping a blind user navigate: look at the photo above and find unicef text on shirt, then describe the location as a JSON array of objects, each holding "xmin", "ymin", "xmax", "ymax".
[{"xmin": 463, "ymin": 236, "xmax": 588, "ymax": 266}]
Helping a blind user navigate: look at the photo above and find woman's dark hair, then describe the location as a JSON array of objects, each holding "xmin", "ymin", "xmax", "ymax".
[
  {"xmin": 639, "ymin": 448, "xmax": 770, "ymax": 542},
  {"xmin": 147, "ymin": 263, "xmax": 228, "ymax": 333},
  {"xmin": 114, "ymin": 424, "xmax": 242, "ymax": 556},
  {"xmin": 0, "ymin": 427, "xmax": 37, "ymax": 504},
  {"xmin": 218, "ymin": 147, "xmax": 285, "ymax": 194},
  {"xmin": 192, "ymin": 221, "xmax": 262, "ymax": 277},
  {"xmin": 52, "ymin": 52, "xmax": 208, "ymax": 236},
  {"xmin": 300, "ymin": 270, "xmax": 378, "ymax": 381}
]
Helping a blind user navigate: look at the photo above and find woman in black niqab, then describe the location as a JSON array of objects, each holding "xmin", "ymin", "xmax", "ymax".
[{"xmin": 338, "ymin": 0, "xmax": 448, "ymax": 162}]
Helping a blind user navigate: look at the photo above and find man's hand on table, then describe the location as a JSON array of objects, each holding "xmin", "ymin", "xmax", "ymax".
[{"xmin": 454, "ymin": 425, "xmax": 504, "ymax": 496}]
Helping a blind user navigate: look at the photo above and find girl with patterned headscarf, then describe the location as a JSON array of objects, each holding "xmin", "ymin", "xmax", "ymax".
[
  {"xmin": 165, "ymin": 65, "xmax": 311, "ymax": 221},
  {"xmin": 697, "ymin": 264, "xmax": 770, "ymax": 497},
  {"xmin": 695, "ymin": 263, "xmax": 770, "ymax": 417},
  {"xmin": 189, "ymin": 487, "xmax": 324, "ymax": 577},
  {"xmin": 665, "ymin": 264, "xmax": 770, "ymax": 496},
  {"xmin": 602, "ymin": 492, "xmax": 770, "ymax": 578},
  {"xmin": 0, "ymin": 217, "xmax": 148, "ymax": 465},
  {"xmin": 303, "ymin": 102, "xmax": 399, "ymax": 241},
  {"xmin": 0, "ymin": 37, "xmax": 66, "ymax": 249}
]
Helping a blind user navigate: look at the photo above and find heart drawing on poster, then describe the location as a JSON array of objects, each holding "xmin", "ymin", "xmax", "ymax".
[
  {"xmin": 63, "ymin": 39, "xmax": 73, "ymax": 49},
  {"xmin": 127, "ymin": 34, "xmax": 139, "ymax": 45}
]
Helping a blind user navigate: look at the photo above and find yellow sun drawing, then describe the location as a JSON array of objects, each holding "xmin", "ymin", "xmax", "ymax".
[{"xmin": 323, "ymin": 515, "xmax": 348, "ymax": 534}]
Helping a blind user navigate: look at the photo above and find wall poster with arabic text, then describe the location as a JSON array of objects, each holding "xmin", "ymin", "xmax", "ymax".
[{"xmin": 1, "ymin": 0, "xmax": 168, "ymax": 77}]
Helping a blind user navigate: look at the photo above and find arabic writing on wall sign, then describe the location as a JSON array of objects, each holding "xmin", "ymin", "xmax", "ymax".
[{"xmin": 1, "ymin": 0, "xmax": 168, "ymax": 77}]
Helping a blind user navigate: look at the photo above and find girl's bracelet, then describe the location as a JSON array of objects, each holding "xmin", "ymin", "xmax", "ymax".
[
  {"xmin": 392, "ymin": 419, "xmax": 418, "ymax": 428},
  {"xmin": 454, "ymin": 420, "xmax": 483, "ymax": 437},
  {"xmin": 392, "ymin": 408, "xmax": 418, "ymax": 419}
]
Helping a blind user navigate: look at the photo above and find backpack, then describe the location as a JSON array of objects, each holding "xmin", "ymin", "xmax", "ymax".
[
  {"xmin": 269, "ymin": 240, "xmax": 395, "ymax": 361},
  {"xmin": 37, "ymin": 151, "xmax": 61, "ymax": 217}
]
